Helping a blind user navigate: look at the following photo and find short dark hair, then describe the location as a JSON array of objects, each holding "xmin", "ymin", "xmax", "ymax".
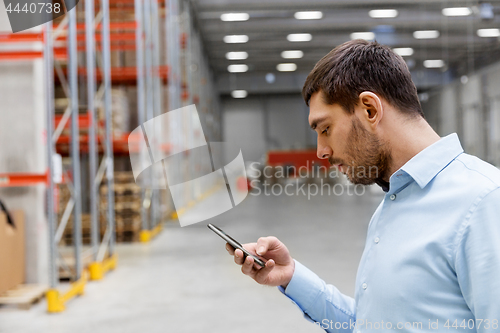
[{"xmin": 302, "ymin": 39, "xmax": 424, "ymax": 118}]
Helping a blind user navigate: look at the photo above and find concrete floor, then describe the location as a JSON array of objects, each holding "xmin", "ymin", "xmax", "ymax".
[{"xmin": 0, "ymin": 185, "xmax": 383, "ymax": 333}]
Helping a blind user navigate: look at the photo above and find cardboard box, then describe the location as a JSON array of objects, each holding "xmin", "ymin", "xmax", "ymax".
[{"xmin": 0, "ymin": 210, "xmax": 25, "ymax": 295}]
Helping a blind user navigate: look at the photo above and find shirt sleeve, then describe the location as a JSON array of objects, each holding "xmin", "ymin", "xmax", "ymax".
[
  {"xmin": 277, "ymin": 260, "xmax": 356, "ymax": 333},
  {"xmin": 455, "ymin": 187, "xmax": 500, "ymax": 332}
]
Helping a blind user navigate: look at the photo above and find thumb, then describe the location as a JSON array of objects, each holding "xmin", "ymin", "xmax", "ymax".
[{"xmin": 256, "ymin": 236, "xmax": 280, "ymax": 256}]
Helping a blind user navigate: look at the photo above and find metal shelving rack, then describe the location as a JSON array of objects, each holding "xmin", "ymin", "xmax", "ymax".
[
  {"xmin": 45, "ymin": 8, "xmax": 88, "ymax": 312},
  {"xmin": 1, "ymin": 0, "xmax": 222, "ymax": 313},
  {"xmin": 45, "ymin": 0, "xmax": 117, "ymax": 312},
  {"xmin": 85, "ymin": 0, "xmax": 118, "ymax": 280},
  {"xmin": 135, "ymin": 0, "xmax": 167, "ymax": 241}
]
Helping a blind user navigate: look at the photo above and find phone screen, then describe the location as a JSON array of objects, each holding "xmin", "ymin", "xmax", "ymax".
[{"xmin": 208, "ymin": 224, "xmax": 266, "ymax": 267}]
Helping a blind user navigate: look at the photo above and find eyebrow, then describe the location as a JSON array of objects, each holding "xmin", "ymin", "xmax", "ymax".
[{"xmin": 310, "ymin": 116, "xmax": 329, "ymax": 130}]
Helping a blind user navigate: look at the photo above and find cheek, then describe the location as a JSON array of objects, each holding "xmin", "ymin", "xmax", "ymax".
[{"xmin": 332, "ymin": 130, "xmax": 350, "ymax": 156}]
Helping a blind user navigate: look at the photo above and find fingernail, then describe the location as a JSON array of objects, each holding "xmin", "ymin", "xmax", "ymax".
[
  {"xmin": 257, "ymin": 247, "xmax": 265, "ymax": 255},
  {"xmin": 234, "ymin": 252, "xmax": 239, "ymax": 258}
]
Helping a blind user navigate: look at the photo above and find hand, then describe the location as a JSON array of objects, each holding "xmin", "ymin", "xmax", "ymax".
[{"xmin": 226, "ymin": 236, "xmax": 295, "ymax": 288}]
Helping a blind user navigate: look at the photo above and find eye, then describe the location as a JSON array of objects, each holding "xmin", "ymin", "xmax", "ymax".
[{"xmin": 321, "ymin": 126, "xmax": 329, "ymax": 135}]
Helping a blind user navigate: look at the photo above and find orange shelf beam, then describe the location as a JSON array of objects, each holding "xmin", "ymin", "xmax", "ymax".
[
  {"xmin": 0, "ymin": 51, "xmax": 43, "ymax": 61},
  {"xmin": 55, "ymin": 132, "xmax": 171, "ymax": 156},
  {"xmin": 54, "ymin": 66, "xmax": 169, "ymax": 84},
  {"xmin": 0, "ymin": 172, "xmax": 48, "ymax": 187},
  {"xmin": 0, "ymin": 33, "xmax": 43, "ymax": 43}
]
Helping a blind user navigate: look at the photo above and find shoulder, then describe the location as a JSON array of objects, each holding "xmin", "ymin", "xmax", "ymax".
[
  {"xmin": 428, "ymin": 152, "xmax": 500, "ymax": 216},
  {"xmin": 453, "ymin": 153, "xmax": 500, "ymax": 188}
]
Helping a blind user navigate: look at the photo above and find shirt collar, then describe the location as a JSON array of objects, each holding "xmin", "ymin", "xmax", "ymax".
[{"xmin": 389, "ymin": 133, "xmax": 464, "ymax": 191}]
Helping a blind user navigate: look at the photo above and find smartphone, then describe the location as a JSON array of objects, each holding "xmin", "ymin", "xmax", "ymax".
[{"xmin": 207, "ymin": 223, "xmax": 266, "ymax": 268}]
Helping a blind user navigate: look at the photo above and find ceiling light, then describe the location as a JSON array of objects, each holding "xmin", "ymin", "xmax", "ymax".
[
  {"xmin": 479, "ymin": 3, "xmax": 494, "ymax": 20},
  {"xmin": 228, "ymin": 64, "xmax": 249, "ymax": 73},
  {"xmin": 265, "ymin": 73, "xmax": 276, "ymax": 84},
  {"xmin": 231, "ymin": 90, "xmax": 248, "ymax": 98},
  {"xmin": 220, "ymin": 13, "xmax": 249, "ymax": 22},
  {"xmin": 405, "ymin": 59, "xmax": 416, "ymax": 69},
  {"xmin": 226, "ymin": 52, "xmax": 248, "ymax": 60},
  {"xmin": 413, "ymin": 30, "xmax": 440, "ymax": 39},
  {"xmin": 294, "ymin": 11, "xmax": 323, "ymax": 20},
  {"xmin": 442, "ymin": 7, "xmax": 472, "ymax": 16},
  {"xmin": 281, "ymin": 50, "xmax": 303, "ymax": 59},
  {"xmin": 369, "ymin": 9, "xmax": 398, "ymax": 18},
  {"xmin": 350, "ymin": 32, "xmax": 375, "ymax": 40},
  {"xmin": 277, "ymin": 63, "xmax": 297, "ymax": 72},
  {"xmin": 287, "ymin": 33, "xmax": 312, "ymax": 42},
  {"xmin": 223, "ymin": 35, "xmax": 249, "ymax": 43},
  {"xmin": 423, "ymin": 60, "xmax": 445, "ymax": 68},
  {"xmin": 477, "ymin": 28, "xmax": 500, "ymax": 37},
  {"xmin": 393, "ymin": 47, "xmax": 414, "ymax": 56}
]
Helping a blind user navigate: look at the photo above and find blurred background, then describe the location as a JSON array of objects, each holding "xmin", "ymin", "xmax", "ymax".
[{"xmin": 0, "ymin": 1, "xmax": 500, "ymax": 332}]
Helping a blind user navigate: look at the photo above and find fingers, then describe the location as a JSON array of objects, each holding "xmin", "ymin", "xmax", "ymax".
[
  {"xmin": 255, "ymin": 236, "xmax": 280, "ymax": 256},
  {"xmin": 241, "ymin": 255, "xmax": 256, "ymax": 276},
  {"xmin": 225, "ymin": 243, "xmax": 235, "ymax": 255},
  {"xmin": 233, "ymin": 249, "xmax": 245, "ymax": 265},
  {"xmin": 254, "ymin": 259, "xmax": 275, "ymax": 284},
  {"xmin": 241, "ymin": 257, "xmax": 276, "ymax": 285}
]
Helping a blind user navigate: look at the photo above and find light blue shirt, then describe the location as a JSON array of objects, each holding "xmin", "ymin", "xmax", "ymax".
[{"xmin": 279, "ymin": 133, "xmax": 500, "ymax": 333}]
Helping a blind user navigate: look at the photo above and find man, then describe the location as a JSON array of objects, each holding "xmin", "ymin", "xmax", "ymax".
[{"xmin": 226, "ymin": 40, "xmax": 500, "ymax": 333}]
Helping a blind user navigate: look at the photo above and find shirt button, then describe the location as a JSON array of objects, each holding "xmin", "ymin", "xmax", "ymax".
[
  {"xmin": 374, "ymin": 237, "xmax": 380, "ymax": 244},
  {"xmin": 390, "ymin": 194, "xmax": 396, "ymax": 201},
  {"xmin": 362, "ymin": 283, "xmax": 367, "ymax": 290}
]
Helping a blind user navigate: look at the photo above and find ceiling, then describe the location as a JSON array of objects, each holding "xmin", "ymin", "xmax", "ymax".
[{"xmin": 191, "ymin": 0, "xmax": 500, "ymax": 92}]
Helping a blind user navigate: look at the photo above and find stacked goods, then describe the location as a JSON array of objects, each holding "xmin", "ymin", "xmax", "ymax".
[
  {"xmin": 62, "ymin": 214, "xmax": 92, "ymax": 246},
  {"xmin": 56, "ymin": 184, "xmax": 89, "ymax": 246},
  {"xmin": 98, "ymin": 88, "xmax": 130, "ymax": 137},
  {"xmin": 56, "ymin": 184, "xmax": 71, "ymax": 219},
  {"xmin": 101, "ymin": 171, "xmax": 143, "ymax": 242}
]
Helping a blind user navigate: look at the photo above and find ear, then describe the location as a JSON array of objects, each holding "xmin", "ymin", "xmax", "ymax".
[{"xmin": 356, "ymin": 91, "xmax": 384, "ymax": 130}]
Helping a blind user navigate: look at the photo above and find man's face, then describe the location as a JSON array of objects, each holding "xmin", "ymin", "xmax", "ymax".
[{"xmin": 308, "ymin": 92, "xmax": 391, "ymax": 185}]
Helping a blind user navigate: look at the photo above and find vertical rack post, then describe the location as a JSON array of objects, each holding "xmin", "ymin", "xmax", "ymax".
[
  {"xmin": 68, "ymin": 6, "xmax": 83, "ymax": 281},
  {"xmin": 166, "ymin": 0, "xmax": 180, "ymax": 111},
  {"xmin": 166, "ymin": 0, "xmax": 183, "ymax": 217},
  {"xmin": 183, "ymin": 1, "xmax": 193, "ymax": 204},
  {"xmin": 183, "ymin": 0, "xmax": 193, "ymax": 106},
  {"xmin": 85, "ymin": 0, "xmax": 99, "ymax": 261},
  {"xmin": 102, "ymin": 0, "xmax": 116, "ymax": 255},
  {"xmin": 46, "ymin": 11, "xmax": 87, "ymax": 313},
  {"xmin": 151, "ymin": 0, "xmax": 162, "ymax": 228},
  {"xmin": 44, "ymin": 21, "xmax": 57, "ymax": 292},
  {"xmin": 144, "ymin": 0, "xmax": 155, "ymax": 230},
  {"xmin": 135, "ymin": 0, "xmax": 149, "ymax": 238}
]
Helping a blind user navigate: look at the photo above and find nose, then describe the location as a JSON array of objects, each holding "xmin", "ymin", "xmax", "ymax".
[{"xmin": 317, "ymin": 144, "xmax": 333, "ymax": 160}]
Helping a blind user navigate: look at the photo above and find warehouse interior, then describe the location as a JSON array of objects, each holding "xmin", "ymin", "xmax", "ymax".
[{"xmin": 1, "ymin": 0, "xmax": 500, "ymax": 332}]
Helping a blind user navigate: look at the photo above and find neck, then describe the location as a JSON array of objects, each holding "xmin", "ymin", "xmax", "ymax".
[{"xmin": 383, "ymin": 116, "xmax": 441, "ymax": 181}]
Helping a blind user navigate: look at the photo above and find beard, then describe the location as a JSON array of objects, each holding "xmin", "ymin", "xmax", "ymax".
[{"xmin": 329, "ymin": 117, "xmax": 392, "ymax": 186}]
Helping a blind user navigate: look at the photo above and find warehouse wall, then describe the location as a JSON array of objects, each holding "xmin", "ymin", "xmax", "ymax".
[
  {"xmin": 421, "ymin": 60, "xmax": 500, "ymax": 166},
  {"xmin": 0, "ymin": 60, "xmax": 49, "ymax": 285},
  {"xmin": 222, "ymin": 94, "xmax": 314, "ymax": 163}
]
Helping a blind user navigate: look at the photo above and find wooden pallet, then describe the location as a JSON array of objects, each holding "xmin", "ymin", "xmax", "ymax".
[
  {"xmin": 101, "ymin": 183, "xmax": 141, "ymax": 196},
  {"xmin": 0, "ymin": 284, "xmax": 48, "ymax": 310},
  {"xmin": 100, "ymin": 201, "xmax": 142, "ymax": 211},
  {"xmin": 104, "ymin": 171, "xmax": 136, "ymax": 184}
]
